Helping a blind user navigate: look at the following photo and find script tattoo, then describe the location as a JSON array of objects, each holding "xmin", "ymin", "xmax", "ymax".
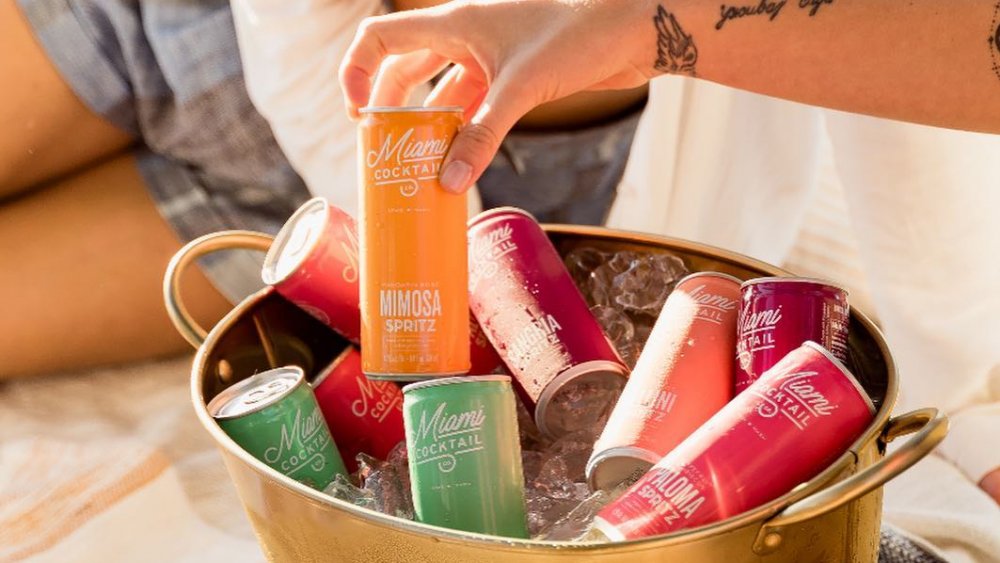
[
  {"xmin": 799, "ymin": 0, "xmax": 834, "ymax": 17},
  {"xmin": 717, "ymin": 0, "xmax": 787, "ymax": 30},
  {"xmin": 654, "ymin": 5, "xmax": 699, "ymax": 76},
  {"xmin": 990, "ymin": 2, "xmax": 1000, "ymax": 82},
  {"xmin": 716, "ymin": 0, "xmax": 833, "ymax": 30}
]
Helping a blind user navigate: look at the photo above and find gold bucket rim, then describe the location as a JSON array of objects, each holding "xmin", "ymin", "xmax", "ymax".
[{"xmin": 183, "ymin": 224, "xmax": 914, "ymax": 553}]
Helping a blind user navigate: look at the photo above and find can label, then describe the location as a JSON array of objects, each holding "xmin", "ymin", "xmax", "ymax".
[
  {"xmin": 588, "ymin": 273, "xmax": 739, "ymax": 490},
  {"xmin": 412, "ymin": 400, "xmax": 487, "ymax": 472},
  {"xmin": 594, "ymin": 342, "xmax": 874, "ymax": 540},
  {"xmin": 467, "ymin": 208, "xmax": 627, "ymax": 436},
  {"xmin": 403, "ymin": 376, "xmax": 528, "ymax": 538},
  {"xmin": 312, "ymin": 347, "xmax": 405, "ymax": 472},
  {"xmin": 359, "ymin": 109, "xmax": 470, "ymax": 378},
  {"xmin": 736, "ymin": 278, "xmax": 849, "ymax": 393}
]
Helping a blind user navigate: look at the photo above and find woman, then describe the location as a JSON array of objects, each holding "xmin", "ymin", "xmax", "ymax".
[{"xmin": 336, "ymin": 0, "xmax": 1000, "ymax": 545}]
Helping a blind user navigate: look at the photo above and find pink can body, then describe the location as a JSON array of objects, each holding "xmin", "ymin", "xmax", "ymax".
[
  {"xmin": 263, "ymin": 198, "xmax": 362, "ymax": 343},
  {"xmin": 594, "ymin": 342, "xmax": 875, "ymax": 540},
  {"xmin": 736, "ymin": 278, "xmax": 850, "ymax": 394},
  {"xmin": 587, "ymin": 272, "xmax": 740, "ymax": 491},
  {"xmin": 467, "ymin": 207, "xmax": 628, "ymax": 438},
  {"xmin": 311, "ymin": 346, "xmax": 405, "ymax": 472}
]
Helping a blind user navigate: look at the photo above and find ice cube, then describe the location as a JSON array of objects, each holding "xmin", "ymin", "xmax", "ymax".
[
  {"xmin": 323, "ymin": 473, "xmax": 377, "ymax": 511},
  {"xmin": 357, "ymin": 444, "xmax": 414, "ymax": 519}
]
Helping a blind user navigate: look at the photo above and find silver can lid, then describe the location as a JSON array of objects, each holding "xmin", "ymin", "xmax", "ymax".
[
  {"xmin": 467, "ymin": 206, "xmax": 537, "ymax": 228},
  {"xmin": 262, "ymin": 198, "xmax": 329, "ymax": 286},
  {"xmin": 402, "ymin": 375, "xmax": 511, "ymax": 393},
  {"xmin": 741, "ymin": 276, "xmax": 849, "ymax": 295},
  {"xmin": 207, "ymin": 366, "xmax": 306, "ymax": 420}
]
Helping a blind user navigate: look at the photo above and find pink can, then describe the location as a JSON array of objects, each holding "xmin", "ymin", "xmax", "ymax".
[
  {"xmin": 311, "ymin": 346, "xmax": 405, "ymax": 472},
  {"xmin": 467, "ymin": 207, "xmax": 628, "ymax": 438},
  {"xmin": 263, "ymin": 198, "xmax": 361, "ymax": 343},
  {"xmin": 736, "ymin": 277, "xmax": 849, "ymax": 394},
  {"xmin": 587, "ymin": 272, "xmax": 739, "ymax": 491},
  {"xmin": 594, "ymin": 342, "xmax": 874, "ymax": 540}
]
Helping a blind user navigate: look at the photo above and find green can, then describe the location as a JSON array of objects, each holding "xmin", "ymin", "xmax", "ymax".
[
  {"xmin": 208, "ymin": 366, "xmax": 347, "ymax": 490},
  {"xmin": 402, "ymin": 375, "xmax": 528, "ymax": 538}
]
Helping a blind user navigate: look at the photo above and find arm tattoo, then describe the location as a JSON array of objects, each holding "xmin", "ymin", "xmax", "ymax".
[
  {"xmin": 990, "ymin": 2, "xmax": 1000, "ymax": 82},
  {"xmin": 653, "ymin": 5, "xmax": 698, "ymax": 76},
  {"xmin": 715, "ymin": 0, "xmax": 833, "ymax": 31}
]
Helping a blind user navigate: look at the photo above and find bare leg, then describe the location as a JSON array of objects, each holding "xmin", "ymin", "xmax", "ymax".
[
  {"xmin": 0, "ymin": 154, "xmax": 232, "ymax": 379},
  {"xmin": 0, "ymin": 0, "xmax": 133, "ymax": 197}
]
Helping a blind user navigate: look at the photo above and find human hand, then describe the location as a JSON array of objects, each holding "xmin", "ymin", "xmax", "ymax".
[
  {"xmin": 339, "ymin": 0, "xmax": 679, "ymax": 193},
  {"xmin": 981, "ymin": 468, "xmax": 1000, "ymax": 505}
]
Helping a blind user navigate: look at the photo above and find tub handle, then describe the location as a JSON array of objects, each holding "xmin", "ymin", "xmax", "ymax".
[
  {"xmin": 163, "ymin": 230, "xmax": 275, "ymax": 348},
  {"xmin": 753, "ymin": 408, "xmax": 948, "ymax": 555}
]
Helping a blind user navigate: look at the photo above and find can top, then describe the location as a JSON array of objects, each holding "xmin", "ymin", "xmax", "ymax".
[
  {"xmin": 467, "ymin": 206, "xmax": 537, "ymax": 229},
  {"xmin": 402, "ymin": 375, "xmax": 511, "ymax": 393},
  {"xmin": 740, "ymin": 276, "xmax": 849, "ymax": 295},
  {"xmin": 207, "ymin": 366, "xmax": 306, "ymax": 420},
  {"xmin": 676, "ymin": 271, "xmax": 743, "ymax": 286},
  {"xmin": 262, "ymin": 197, "xmax": 328, "ymax": 285},
  {"xmin": 803, "ymin": 341, "xmax": 876, "ymax": 415},
  {"xmin": 359, "ymin": 106, "xmax": 463, "ymax": 114}
]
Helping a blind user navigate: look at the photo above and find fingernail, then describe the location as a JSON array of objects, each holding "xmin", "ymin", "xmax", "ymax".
[{"xmin": 440, "ymin": 161, "xmax": 472, "ymax": 193}]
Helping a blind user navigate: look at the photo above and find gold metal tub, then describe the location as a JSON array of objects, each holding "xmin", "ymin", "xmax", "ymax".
[{"xmin": 164, "ymin": 225, "xmax": 947, "ymax": 563}]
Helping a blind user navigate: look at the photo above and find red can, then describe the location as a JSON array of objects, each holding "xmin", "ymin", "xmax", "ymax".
[
  {"xmin": 587, "ymin": 272, "xmax": 739, "ymax": 491},
  {"xmin": 311, "ymin": 346, "xmax": 405, "ymax": 472},
  {"xmin": 263, "ymin": 198, "xmax": 361, "ymax": 342},
  {"xmin": 593, "ymin": 342, "xmax": 874, "ymax": 540},
  {"xmin": 736, "ymin": 278, "xmax": 849, "ymax": 394},
  {"xmin": 467, "ymin": 207, "xmax": 628, "ymax": 438}
]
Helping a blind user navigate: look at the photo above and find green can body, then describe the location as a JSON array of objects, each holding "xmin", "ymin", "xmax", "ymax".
[
  {"xmin": 208, "ymin": 366, "xmax": 347, "ymax": 490},
  {"xmin": 402, "ymin": 376, "xmax": 529, "ymax": 538}
]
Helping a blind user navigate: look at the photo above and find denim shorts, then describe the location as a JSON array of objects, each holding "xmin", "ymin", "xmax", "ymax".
[
  {"xmin": 18, "ymin": 0, "xmax": 641, "ymax": 303},
  {"xmin": 18, "ymin": 0, "xmax": 311, "ymax": 303}
]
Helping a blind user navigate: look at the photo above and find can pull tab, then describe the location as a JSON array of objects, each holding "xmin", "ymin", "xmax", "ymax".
[
  {"xmin": 163, "ymin": 230, "xmax": 275, "ymax": 348},
  {"xmin": 752, "ymin": 408, "xmax": 947, "ymax": 555}
]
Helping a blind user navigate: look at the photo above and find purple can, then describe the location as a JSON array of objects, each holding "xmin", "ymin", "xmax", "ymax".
[
  {"xmin": 467, "ymin": 207, "xmax": 628, "ymax": 438},
  {"xmin": 736, "ymin": 277, "xmax": 849, "ymax": 394}
]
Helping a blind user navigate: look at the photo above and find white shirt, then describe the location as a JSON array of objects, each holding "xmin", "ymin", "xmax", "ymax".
[{"xmin": 610, "ymin": 77, "xmax": 1000, "ymax": 489}]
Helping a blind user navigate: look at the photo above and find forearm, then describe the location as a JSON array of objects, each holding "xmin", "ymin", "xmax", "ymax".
[{"xmin": 648, "ymin": 0, "xmax": 1000, "ymax": 132}]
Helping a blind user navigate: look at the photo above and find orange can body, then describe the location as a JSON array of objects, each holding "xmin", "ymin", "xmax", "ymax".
[{"xmin": 358, "ymin": 107, "xmax": 470, "ymax": 380}]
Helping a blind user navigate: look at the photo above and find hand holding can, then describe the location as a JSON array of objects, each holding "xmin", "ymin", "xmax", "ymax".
[{"xmin": 359, "ymin": 107, "xmax": 470, "ymax": 380}]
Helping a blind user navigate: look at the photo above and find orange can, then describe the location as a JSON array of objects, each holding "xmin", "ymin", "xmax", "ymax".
[{"xmin": 358, "ymin": 107, "xmax": 470, "ymax": 380}]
